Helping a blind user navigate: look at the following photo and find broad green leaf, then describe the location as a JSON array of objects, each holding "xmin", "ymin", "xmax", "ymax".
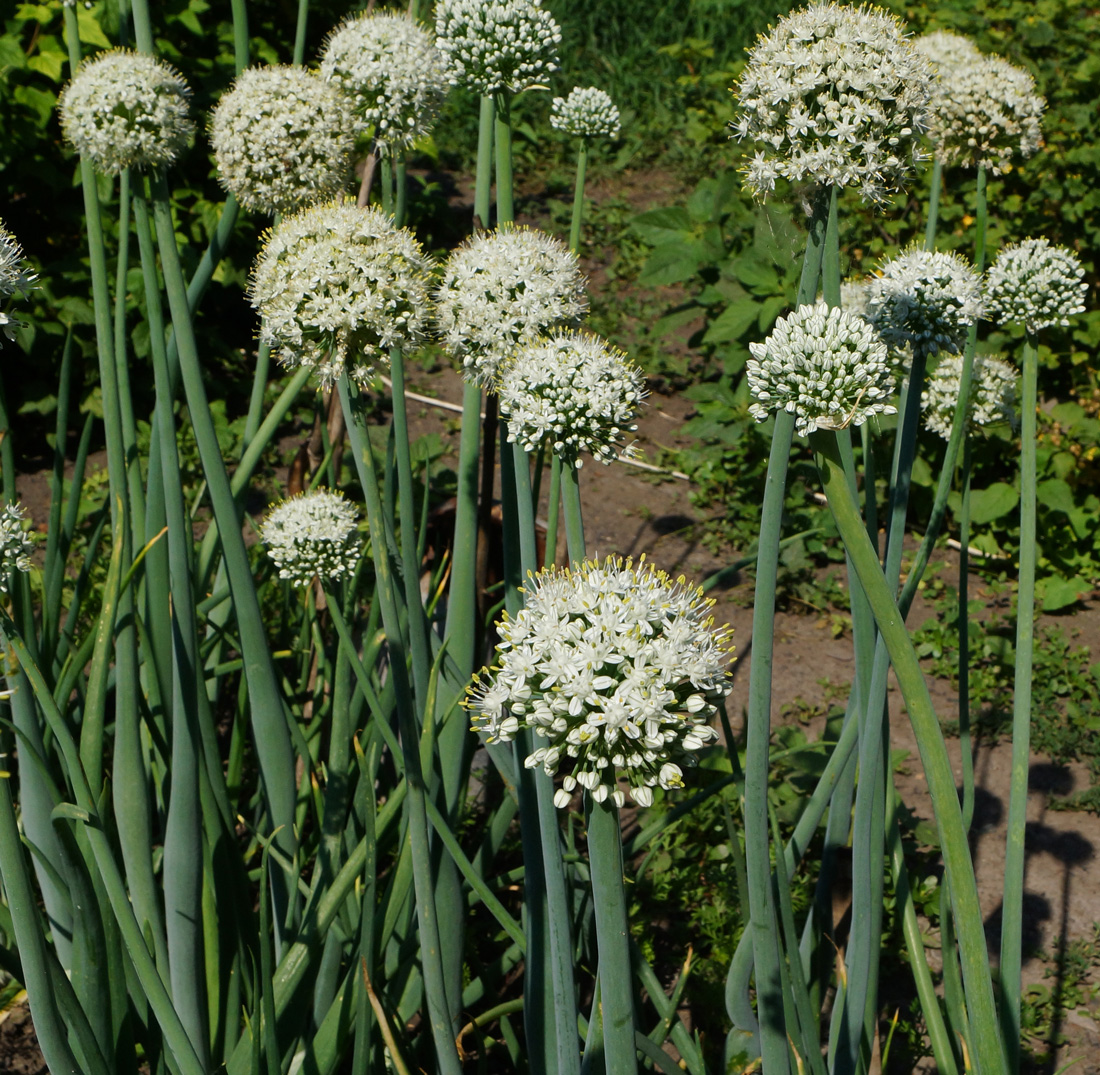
[
  {"xmin": 733, "ymin": 257, "xmax": 780, "ymax": 293},
  {"xmin": 27, "ymin": 47, "xmax": 64, "ymax": 82},
  {"xmin": 630, "ymin": 206, "xmax": 691, "ymax": 243},
  {"xmin": 702, "ymin": 300, "xmax": 758, "ymax": 344},
  {"xmin": 1037, "ymin": 478, "xmax": 1075, "ymax": 515},
  {"xmin": 968, "ymin": 482, "xmax": 1019, "ymax": 524},
  {"xmin": 1039, "ymin": 575, "xmax": 1085, "ymax": 612},
  {"xmin": 638, "ymin": 244, "xmax": 702, "ymax": 286},
  {"xmin": 77, "ymin": 8, "xmax": 112, "ymax": 48}
]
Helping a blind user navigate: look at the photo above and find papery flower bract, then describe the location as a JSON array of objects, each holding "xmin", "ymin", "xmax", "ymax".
[
  {"xmin": 0, "ymin": 504, "xmax": 34, "ymax": 591},
  {"xmin": 498, "ymin": 331, "xmax": 646, "ymax": 467},
  {"xmin": 866, "ymin": 247, "xmax": 983, "ymax": 359},
  {"xmin": 466, "ymin": 556, "xmax": 733, "ymax": 809},
  {"xmin": 58, "ymin": 50, "xmax": 193, "ymax": 174},
  {"xmin": 550, "ymin": 87, "xmax": 621, "ymax": 139},
  {"xmin": 731, "ymin": 2, "xmax": 933, "ymax": 205},
  {"xmin": 912, "ymin": 30, "xmax": 981, "ymax": 71},
  {"xmin": 250, "ymin": 201, "xmax": 433, "ymax": 386},
  {"xmin": 434, "ymin": 0, "xmax": 561, "ymax": 94},
  {"xmin": 261, "ymin": 491, "xmax": 361, "ymax": 588},
  {"xmin": 210, "ymin": 66, "xmax": 355, "ymax": 216},
  {"xmin": 747, "ymin": 302, "xmax": 897, "ymax": 436},
  {"xmin": 922, "ymin": 353, "xmax": 1018, "ymax": 439},
  {"xmin": 985, "ymin": 238, "xmax": 1088, "ymax": 334},
  {"xmin": 319, "ymin": 14, "xmax": 450, "ymax": 153},
  {"xmin": 922, "ymin": 53, "xmax": 1044, "ymax": 173},
  {"xmin": 0, "ymin": 221, "xmax": 36, "ymax": 346},
  {"xmin": 435, "ymin": 226, "xmax": 587, "ymax": 385}
]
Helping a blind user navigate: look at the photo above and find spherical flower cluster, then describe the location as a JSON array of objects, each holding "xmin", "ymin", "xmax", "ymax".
[
  {"xmin": 250, "ymin": 202, "xmax": 433, "ymax": 386},
  {"xmin": 0, "ymin": 504, "xmax": 34, "ymax": 592},
  {"xmin": 747, "ymin": 303, "xmax": 897, "ymax": 436},
  {"xmin": 58, "ymin": 50, "xmax": 193, "ymax": 174},
  {"xmin": 210, "ymin": 66, "xmax": 355, "ymax": 216},
  {"xmin": 912, "ymin": 30, "xmax": 981, "ymax": 71},
  {"xmin": 922, "ymin": 53, "xmax": 1044, "ymax": 173},
  {"xmin": 466, "ymin": 556, "xmax": 733, "ymax": 809},
  {"xmin": 985, "ymin": 238, "xmax": 1088, "ymax": 334},
  {"xmin": 866, "ymin": 248, "xmax": 983, "ymax": 359},
  {"xmin": 435, "ymin": 227, "xmax": 588, "ymax": 385},
  {"xmin": 0, "ymin": 222, "xmax": 36, "ymax": 347},
  {"xmin": 261, "ymin": 491, "xmax": 361, "ymax": 588},
  {"xmin": 731, "ymin": 2, "xmax": 933, "ymax": 205},
  {"xmin": 498, "ymin": 331, "xmax": 646, "ymax": 467},
  {"xmin": 922, "ymin": 352, "xmax": 1018, "ymax": 439},
  {"xmin": 434, "ymin": 0, "xmax": 561, "ymax": 94},
  {"xmin": 550, "ymin": 87, "xmax": 621, "ymax": 140},
  {"xmin": 840, "ymin": 278, "xmax": 871, "ymax": 318},
  {"xmin": 320, "ymin": 14, "xmax": 450, "ymax": 153}
]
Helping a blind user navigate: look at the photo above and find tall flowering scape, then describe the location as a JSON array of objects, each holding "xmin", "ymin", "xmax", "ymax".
[
  {"xmin": 730, "ymin": 2, "xmax": 933, "ymax": 205},
  {"xmin": 922, "ymin": 353, "xmax": 1018, "ymax": 439},
  {"xmin": 261, "ymin": 490, "xmax": 361, "ymax": 589},
  {"xmin": 249, "ymin": 201, "xmax": 433, "ymax": 387},
  {"xmin": 466, "ymin": 556, "xmax": 733, "ymax": 809},
  {"xmin": 58, "ymin": 49, "xmax": 194, "ymax": 174},
  {"xmin": 985, "ymin": 238, "xmax": 1088, "ymax": 334}
]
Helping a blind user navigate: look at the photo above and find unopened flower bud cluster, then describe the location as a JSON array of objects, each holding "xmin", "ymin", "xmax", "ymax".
[
  {"xmin": 261, "ymin": 491, "xmax": 361, "ymax": 589},
  {"xmin": 320, "ymin": 14, "xmax": 450, "ymax": 152},
  {"xmin": 499, "ymin": 331, "xmax": 646, "ymax": 467},
  {"xmin": 59, "ymin": 50, "xmax": 194, "ymax": 174},
  {"xmin": 985, "ymin": 238, "xmax": 1088, "ymax": 334},
  {"xmin": 550, "ymin": 87, "xmax": 621, "ymax": 139},
  {"xmin": 434, "ymin": 0, "xmax": 561, "ymax": 94},
  {"xmin": 731, "ymin": 2, "xmax": 933, "ymax": 205},
  {"xmin": 466, "ymin": 556, "xmax": 733, "ymax": 809},
  {"xmin": 0, "ymin": 222, "xmax": 36, "ymax": 346},
  {"xmin": 0, "ymin": 504, "xmax": 34, "ymax": 592},
  {"xmin": 210, "ymin": 67, "xmax": 355, "ymax": 216},
  {"xmin": 922, "ymin": 353, "xmax": 1018, "ymax": 440},
  {"xmin": 747, "ymin": 303, "xmax": 897, "ymax": 436}
]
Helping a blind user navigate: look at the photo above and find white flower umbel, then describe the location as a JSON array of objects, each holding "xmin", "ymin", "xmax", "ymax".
[
  {"xmin": 0, "ymin": 504, "xmax": 34, "ymax": 591},
  {"xmin": 840, "ymin": 278, "xmax": 871, "ymax": 318},
  {"xmin": 747, "ymin": 303, "xmax": 897, "ymax": 436},
  {"xmin": 731, "ymin": 2, "xmax": 933, "ymax": 205},
  {"xmin": 922, "ymin": 352, "xmax": 1018, "ymax": 439},
  {"xmin": 985, "ymin": 238, "xmax": 1088, "ymax": 334},
  {"xmin": 320, "ymin": 14, "xmax": 450, "ymax": 153},
  {"xmin": 923, "ymin": 53, "xmax": 1044, "ymax": 173},
  {"xmin": 498, "ymin": 331, "xmax": 646, "ymax": 467},
  {"xmin": 435, "ymin": 226, "xmax": 588, "ymax": 385},
  {"xmin": 0, "ymin": 221, "xmax": 36, "ymax": 347},
  {"xmin": 912, "ymin": 30, "xmax": 981, "ymax": 71},
  {"xmin": 250, "ymin": 201, "xmax": 433, "ymax": 386},
  {"xmin": 210, "ymin": 66, "xmax": 355, "ymax": 216},
  {"xmin": 58, "ymin": 50, "xmax": 193, "ymax": 174},
  {"xmin": 866, "ymin": 247, "xmax": 983, "ymax": 359},
  {"xmin": 550, "ymin": 87, "xmax": 621, "ymax": 140},
  {"xmin": 466, "ymin": 555, "xmax": 733, "ymax": 809},
  {"xmin": 434, "ymin": 0, "xmax": 561, "ymax": 95},
  {"xmin": 261, "ymin": 491, "xmax": 361, "ymax": 589}
]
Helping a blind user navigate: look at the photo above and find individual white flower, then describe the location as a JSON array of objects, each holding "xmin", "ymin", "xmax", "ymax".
[
  {"xmin": 58, "ymin": 49, "xmax": 193, "ymax": 174},
  {"xmin": 912, "ymin": 30, "xmax": 982, "ymax": 71},
  {"xmin": 550, "ymin": 87, "xmax": 621, "ymax": 140},
  {"xmin": 261, "ymin": 490, "xmax": 361, "ymax": 588},
  {"xmin": 922, "ymin": 353, "xmax": 1018, "ymax": 439},
  {"xmin": 319, "ymin": 14, "xmax": 450, "ymax": 153},
  {"xmin": 209, "ymin": 66, "xmax": 355, "ymax": 216},
  {"xmin": 0, "ymin": 222, "xmax": 36, "ymax": 346},
  {"xmin": 0, "ymin": 504, "xmax": 34, "ymax": 592},
  {"xmin": 435, "ymin": 226, "xmax": 588, "ymax": 385},
  {"xmin": 434, "ymin": 0, "xmax": 561, "ymax": 95},
  {"xmin": 922, "ymin": 53, "xmax": 1044, "ymax": 173},
  {"xmin": 466, "ymin": 556, "xmax": 733, "ymax": 809},
  {"xmin": 730, "ymin": 3, "xmax": 933, "ymax": 205},
  {"xmin": 866, "ymin": 247, "xmax": 983, "ymax": 359},
  {"xmin": 985, "ymin": 238, "xmax": 1088, "ymax": 334},
  {"xmin": 498, "ymin": 331, "xmax": 646, "ymax": 467},
  {"xmin": 250, "ymin": 201, "xmax": 433, "ymax": 386},
  {"xmin": 747, "ymin": 303, "xmax": 897, "ymax": 436}
]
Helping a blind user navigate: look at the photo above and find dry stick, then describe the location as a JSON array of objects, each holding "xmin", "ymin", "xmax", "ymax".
[{"xmin": 357, "ymin": 149, "xmax": 379, "ymax": 209}]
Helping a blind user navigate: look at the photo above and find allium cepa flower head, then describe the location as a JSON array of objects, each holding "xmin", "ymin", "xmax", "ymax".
[
  {"xmin": 0, "ymin": 222, "xmax": 36, "ymax": 347},
  {"xmin": 498, "ymin": 331, "xmax": 646, "ymax": 468},
  {"xmin": 922, "ymin": 352, "xmax": 1018, "ymax": 440},
  {"xmin": 985, "ymin": 238, "xmax": 1088, "ymax": 334},
  {"xmin": 58, "ymin": 50, "xmax": 194, "ymax": 174},
  {"xmin": 434, "ymin": 0, "xmax": 561, "ymax": 95},
  {"xmin": 923, "ymin": 53, "xmax": 1044, "ymax": 173},
  {"xmin": 466, "ymin": 555, "xmax": 733, "ymax": 809},
  {"xmin": 435, "ymin": 226, "xmax": 588, "ymax": 386},
  {"xmin": 0, "ymin": 503, "xmax": 34, "ymax": 591},
  {"xmin": 747, "ymin": 302, "xmax": 897, "ymax": 436},
  {"xmin": 261, "ymin": 491, "xmax": 361, "ymax": 588},
  {"xmin": 210, "ymin": 66, "xmax": 355, "ymax": 216},
  {"xmin": 550, "ymin": 87, "xmax": 621, "ymax": 139},
  {"xmin": 912, "ymin": 30, "xmax": 981, "ymax": 71},
  {"xmin": 320, "ymin": 14, "xmax": 450, "ymax": 153},
  {"xmin": 866, "ymin": 247, "xmax": 983, "ymax": 359},
  {"xmin": 731, "ymin": 2, "xmax": 933, "ymax": 205},
  {"xmin": 250, "ymin": 201, "xmax": 433, "ymax": 387}
]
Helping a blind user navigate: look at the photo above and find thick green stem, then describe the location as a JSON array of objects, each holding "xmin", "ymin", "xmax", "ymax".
[
  {"xmin": 958, "ymin": 437, "xmax": 975, "ymax": 833},
  {"xmin": 924, "ymin": 159, "xmax": 943, "ymax": 252},
  {"xmin": 292, "ymin": 0, "xmax": 309, "ymax": 65},
  {"xmin": 561, "ymin": 461, "xmax": 586, "ymax": 565},
  {"xmin": 544, "ymin": 453, "xmax": 562, "ymax": 569},
  {"xmin": 474, "ymin": 96, "xmax": 495, "ymax": 230},
  {"xmin": 495, "ymin": 92, "xmax": 514, "ymax": 225},
  {"xmin": 569, "ymin": 141, "xmax": 589, "ymax": 254}
]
